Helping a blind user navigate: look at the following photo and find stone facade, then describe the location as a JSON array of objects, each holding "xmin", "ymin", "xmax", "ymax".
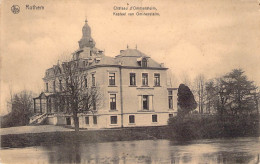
[{"xmin": 33, "ymin": 19, "xmax": 178, "ymax": 129}]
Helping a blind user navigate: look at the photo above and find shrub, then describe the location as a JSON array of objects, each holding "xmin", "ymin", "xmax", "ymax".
[{"xmin": 168, "ymin": 114, "xmax": 259, "ymax": 140}]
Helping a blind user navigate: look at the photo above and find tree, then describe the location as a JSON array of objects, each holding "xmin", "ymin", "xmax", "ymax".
[
  {"xmin": 193, "ymin": 74, "xmax": 206, "ymax": 114},
  {"xmin": 204, "ymin": 80, "xmax": 218, "ymax": 114},
  {"xmin": 219, "ymin": 69, "xmax": 257, "ymax": 115},
  {"xmin": 1, "ymin": 90, "xmax": 34, "ymax": 128},
  {"xmin": 54, "ymin": 58, "xmax": 102, "ymax": 132},
  {"xmin": 177, "ymin": 84, "xmax": 197, "ymax": 117}
]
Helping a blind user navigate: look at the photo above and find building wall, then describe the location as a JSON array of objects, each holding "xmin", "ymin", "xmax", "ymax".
[{"xmin": 43, "ymin": 66, "xmax": 177, "ymax": 128}]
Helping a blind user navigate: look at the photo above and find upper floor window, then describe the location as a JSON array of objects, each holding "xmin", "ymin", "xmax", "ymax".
[
  {"xmin": 53, "ymin": 81, "xmax": 56, "ymax": 92},
  {"xmin": 168, "ymin": 90, "xmax": 173, "ymax": 109},
  {"xmin": 130, "ymin": 73, "xmax": 136, "ymax": 86},
  {"xmin": 109, "ymin": 73, "xmax": 115, "ymax": 86},
  {"xmin": 59, "ymin": 80, "xmax": 62, "ymax": 91},
  {"xmin": 142, "ymin": 58, "xmax": 147, "ymax": 67},
  {"xmin": 92, "ymin": 74, "xmax": 95, "ymax": 86},
  {"xmin": 84, "ymin": 76, "xmax": 87, "ymax": 87},
  {"xmin": 110, "ymin": 94, "xmax": 116, "ymax": 110},
  {"xmin": 154, "ymin": 73, "xmax": 160, "ymax": 86},
  {"xmin": 142, "ymin": 95, "xmax": 149, "ymax": 110},
  {"xmin": 46, "ymin": 83, "xmax": 48, "ymax": 92},
  {"xmin": 65, "ymin": 78, "xmax": 69, "ymax": 89},
  {"xmin": 142, "ymin": 73, "xmax": 148, "ymax": 86},
  {"xmin": 92, "ymin": 95, "xmax": 96, "ymax": 110}
]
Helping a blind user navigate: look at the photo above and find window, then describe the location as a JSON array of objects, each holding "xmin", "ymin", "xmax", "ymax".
[
  {"xmin": 111, "ymin": 116, "xmax": 117, "ymax": 124},
  {"xmin": 83, "ymin": 61, "xmax": 85, "ymax": 66},
  {"xmin": 143, "ymin": 95, "xmax": 149, "ymax": 110},
  {"xmin": 130, "ymin": 73, "xmax": 136, "ymax": 86},
  {"xmin": 129, "ymin": 115, "xmax": 135, "ymax": 123},
  {"xmin": 169, "ymin": 114, "xmax": 173, "ymax": 118},
  {"xmin": 142, "ymin": 58, "xmax": 147, "ymax": 67},
  {"xmin": 154, "ymin": 73, "xmax": 160, "ymax": 86},
  {"xmin": 93, "ymin": 116, "xmax": 97, "ymax": 124},
  {"xmin": 66, "ymin": 117, "xmax": 71, "ymax": 125},
  {"xmin": 110, "ymin": 94, "xmax": 116, "ymax": 110},
  {"xmin": 85, "ymin": 116, "xmax": 89, "ymax": 124},
  {"xmin": 109, "ymin": 73, "xmax": 115, "ymax": 86},
  {"xmin": 46, "ymin": 83, "xmax": 48, "ymax": 92},
  {"xmin": 84, "ymin": 76, "xmax": 87, "ymax": 87},
  {"xmin": 142, "ymin": 73, "xmax": 148, "ymax": 86},
  {"xmin": 65, "ymin": 78, "xmax": 69, "ymax": 89},
  {"xmin": 53, "ymin": 81, "xmax": 56, "ymax": 92},
  {"xmin": 59, "ymin": 80, "xmax": 62, "ymax": 91},
  {"xmin": 92, "ymin": 74, "xmax": 95, "ymax": 86},
  {"xmin": 168, "ymin": 90, "xmax": 173, "ymax": 109},
  {"xmin": 92, "ymin": 95, "xmax": 96, "ymax": 110},
  {"xmin": 152, "ymin": 115, "xmax": 157, "ymax": 122}
]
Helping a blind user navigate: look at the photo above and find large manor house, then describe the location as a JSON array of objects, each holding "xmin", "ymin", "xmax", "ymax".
[{"xmin": 32, "ymin": 19, "xmax": 178, "ymax": 129}]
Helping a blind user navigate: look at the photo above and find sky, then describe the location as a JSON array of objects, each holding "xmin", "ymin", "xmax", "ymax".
[{"xmin": 1, "ymin": 0, "xmax": 260, "ymax": 115}]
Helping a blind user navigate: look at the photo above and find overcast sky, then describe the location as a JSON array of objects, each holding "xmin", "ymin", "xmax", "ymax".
[{"xmin": 1, "ymin": 0, "xmax": 260, "ymax": 115}]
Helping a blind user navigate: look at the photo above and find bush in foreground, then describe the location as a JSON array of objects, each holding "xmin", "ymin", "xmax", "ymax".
[{"xmin": 168, "ymin": 114, "xmax": 259, "ymax": 140}]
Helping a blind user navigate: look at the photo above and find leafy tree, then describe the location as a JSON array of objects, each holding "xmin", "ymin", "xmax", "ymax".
[
  {"xmin": 177, "ymin": 84, "xmax": 197, "ymax": 117},
  {"xmin": 219, "ymin": 69, "xmax": 257, "ymax": 115}
]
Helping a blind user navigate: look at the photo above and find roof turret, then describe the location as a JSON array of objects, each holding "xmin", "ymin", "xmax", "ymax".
[{"xmin": 78, "ymin": 19, "xmax": 96, "ymax": 49}]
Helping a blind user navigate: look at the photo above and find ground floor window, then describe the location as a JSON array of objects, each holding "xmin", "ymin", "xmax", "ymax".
[
  {"xmin": 129, "ymin": 115, "xmax": 135, "ymax": 123},
  {"xmin": 85, "ymin": 116, "xmax": 89, "ymax": 124},
  {"xmin": 93, "ymin": 116, "xmax": 97, "ymax": 124},
  {"xmin": 66, "ymin": 117, "xmax": 71, "ymax": 125},
  {"xmin": 169, "ymin": 114, "xmax": 173, "ymax": 118},
  {"xmin": 111, "ymin": 116, "xmax": 117, "ymax": 124},
  {"xmin": 152, "ymin": 115, "xmax": 157, "ymax": 122}
]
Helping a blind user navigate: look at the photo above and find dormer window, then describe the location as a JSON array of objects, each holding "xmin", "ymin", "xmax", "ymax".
[{"xmin": 141, "ymin": 58, "xmax": 147, "ymax": 67}]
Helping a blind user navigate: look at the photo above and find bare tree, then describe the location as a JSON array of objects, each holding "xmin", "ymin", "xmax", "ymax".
[
  {"xmin": 53, "ymin": 57, "xmax": 102, "ymax": 132},
  {"xmin": 193, "ymin": 74, "xmax": 206, "ymax": 114},
  {"xmin": 1, "ymin": 90, "xmax": 34, "ymax": 128},
  {"xmin": 179, "ymin": 71, "xmax": 191, "ymax": 87}
]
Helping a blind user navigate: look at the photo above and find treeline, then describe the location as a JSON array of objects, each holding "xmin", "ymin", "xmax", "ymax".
[
  {"xmin": 168, "ymin": 69, "xmax": 259, "ymax": 140},
  {"xmin": 1, "ymin": 91, "xmax": 34, "ymax": 128}
]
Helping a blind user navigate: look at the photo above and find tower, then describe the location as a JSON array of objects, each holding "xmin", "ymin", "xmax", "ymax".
[{"xmin": 78, "ymin": 19, "xmax": 96, "ymax": 49}]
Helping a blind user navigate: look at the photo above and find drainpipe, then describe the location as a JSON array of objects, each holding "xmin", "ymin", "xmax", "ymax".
[{"xmin": 119, "ymin": 66, "xmax": 124, "ymax": 128}]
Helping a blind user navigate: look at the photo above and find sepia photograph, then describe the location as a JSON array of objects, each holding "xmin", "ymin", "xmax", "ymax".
[{"xmin": 0, "ymin": 0, "xmax": 260, "ymax": 163}]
